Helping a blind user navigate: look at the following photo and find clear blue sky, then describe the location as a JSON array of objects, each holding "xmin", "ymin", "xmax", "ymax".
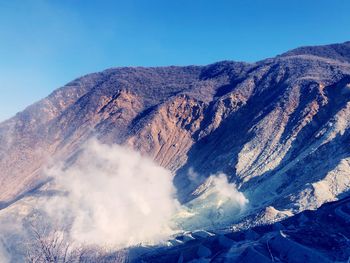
[{"xmin": 1, "ymin": 0, "xmax": 350, "ymax": 122}]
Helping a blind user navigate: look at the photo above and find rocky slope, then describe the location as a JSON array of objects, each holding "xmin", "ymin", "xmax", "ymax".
[
  {"xmin": 1, "ymin": 41, "xmax": 350, "ymax": 260},
  {"xmin": 133, "ymin": 195, "xmax": 350, "ymax": 262}
]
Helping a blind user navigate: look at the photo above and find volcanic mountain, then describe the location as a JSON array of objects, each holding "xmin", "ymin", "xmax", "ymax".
[{"xmin": 1, "ymin": 41, "xmax": 350, "ymax": 261}]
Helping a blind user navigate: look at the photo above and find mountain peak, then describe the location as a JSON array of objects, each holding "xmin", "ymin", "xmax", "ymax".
[{"xmin": 279, "ymin": 41, "xmax": 350, "ymax": 63}]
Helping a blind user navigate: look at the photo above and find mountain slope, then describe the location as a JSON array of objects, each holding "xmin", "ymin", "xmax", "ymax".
[
  {"xmin": 135, "ymin": 195, "xmax": 350, "ymax": 262},
  {"xmin": 1, "ymin": 42, "xmax": 350, "ymax": 258}
]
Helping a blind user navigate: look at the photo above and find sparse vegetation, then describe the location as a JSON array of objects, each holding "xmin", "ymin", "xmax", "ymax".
[{"xmin": 24, "ymin": 220, "xmax": 128, "ymax": 263}]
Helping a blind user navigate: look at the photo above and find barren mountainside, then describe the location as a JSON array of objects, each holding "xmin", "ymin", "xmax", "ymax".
[{"xmin": 1, "ymin": 41, "xmax": 350, "ymax": 261}]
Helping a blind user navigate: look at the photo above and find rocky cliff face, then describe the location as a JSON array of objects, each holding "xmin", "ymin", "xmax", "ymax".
[{"xmin": 1, "ymin": 42, "xmax": 350, "ymax": 236}]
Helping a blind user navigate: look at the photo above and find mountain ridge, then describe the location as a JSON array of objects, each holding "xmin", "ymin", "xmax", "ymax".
[
  {"xmin": 279, "ymin": 40, "xmax": 350, "ymax": 63},
  {"xmin": 1, "ymin": 41, "xmax": 350, "ymax": 237}
]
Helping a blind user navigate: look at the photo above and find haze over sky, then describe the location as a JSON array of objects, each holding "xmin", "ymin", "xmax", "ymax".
[{"xmin": 1, "ymin": 0, "xmax": 350, "ymax": 122}]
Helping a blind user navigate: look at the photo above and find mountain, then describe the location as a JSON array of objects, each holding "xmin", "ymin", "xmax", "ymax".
[
  {"xmin": 280, "ymin": 41, "xmax": 350, "ymax": 63},
  {"xmin": 1, "ymin": 41, "xmax": 350, "ymax": 261}
]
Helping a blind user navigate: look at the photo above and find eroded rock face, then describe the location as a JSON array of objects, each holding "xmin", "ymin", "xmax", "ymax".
[{"xmin": 1, "ymin": 42, "xmax": 350, "ymax": 225}]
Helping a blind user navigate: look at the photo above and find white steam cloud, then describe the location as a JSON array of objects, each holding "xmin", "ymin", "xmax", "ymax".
[
  {"xmin": 175, "ymin": 173, "xmax": 249, "ymax": 230},
  {"xmin": 0, "ymin": 139, "xmax": 249, "ymax": 262},
  {"xmin": 23, "ymin": 139, "xmax": 250, "ymax": 251},
  {"xmin": 45, "ymin": 139, "xmax": 180, "ymax": 248},
  {"xmin": 0, "ymin": 239, "xmax": 10, "ymax": 263}
]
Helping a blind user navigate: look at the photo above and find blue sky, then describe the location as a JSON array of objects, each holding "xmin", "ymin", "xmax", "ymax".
[{"xmin": 1, "ymin": 0, "xmax": 350, "ymax": 122}]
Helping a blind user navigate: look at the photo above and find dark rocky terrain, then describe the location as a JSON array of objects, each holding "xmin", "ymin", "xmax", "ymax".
[
  {"xmin": 1, "ymin": 41, "xmax": 350, "ymax": 261},
  {"xmin": 134, "ymin": 196, "xmax": 350, "ymax": 262}
]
